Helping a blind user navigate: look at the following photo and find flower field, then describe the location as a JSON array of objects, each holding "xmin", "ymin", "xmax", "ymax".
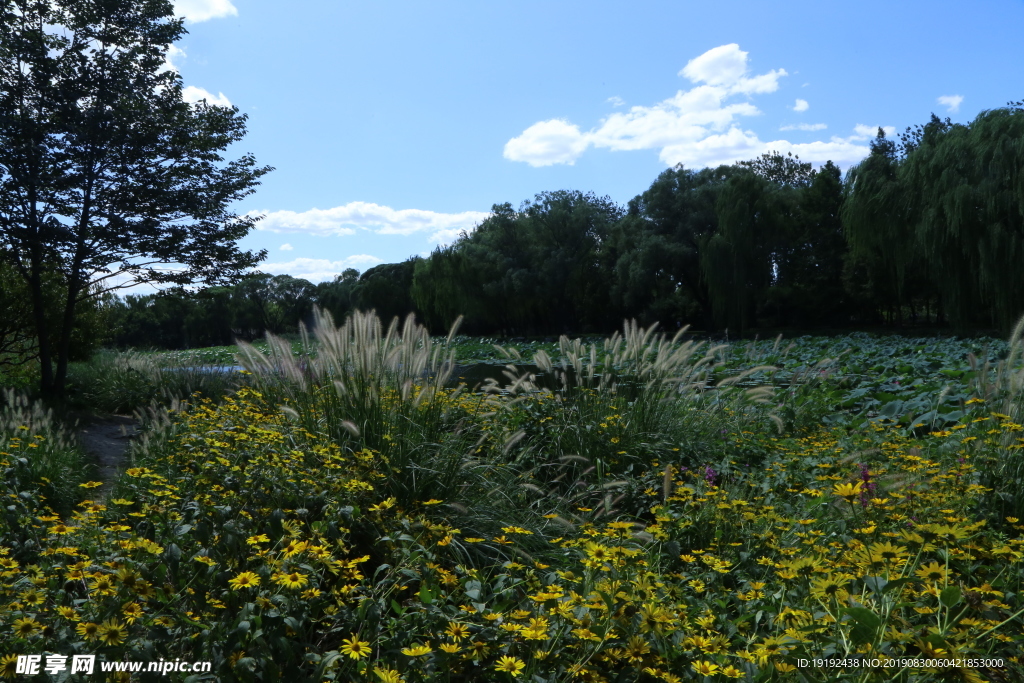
[{"xmin": 2, "ymin": 313, "xmax": 1023, "ymax": 682}]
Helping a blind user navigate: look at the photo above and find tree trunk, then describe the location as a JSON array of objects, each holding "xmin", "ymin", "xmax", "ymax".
[
  {"xmin": 28, "ymin": 251, "xmax": 54, "ymax": 398},
  {"xmin": 53, "ymin": 276, "xmax": 80, "ymax": 398}
]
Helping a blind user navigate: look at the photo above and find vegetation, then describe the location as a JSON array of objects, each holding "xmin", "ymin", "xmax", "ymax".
[
  {"xmin": 0, "ymin": 0, "xmax": 269, "ymax": 398},
  {"xmin": 2, "ymin": 312, "xmax": 1022, "ymax": 681}
]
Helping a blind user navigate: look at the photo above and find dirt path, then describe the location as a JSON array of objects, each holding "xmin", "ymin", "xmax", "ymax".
[{"xmin": 75, "ymin": 416, "xmax": 139, "ymax": 497}]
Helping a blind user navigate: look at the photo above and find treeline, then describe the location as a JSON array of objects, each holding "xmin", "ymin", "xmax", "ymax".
[
  {"xmin": 75, "ymin": 101, "xmax": 1024, "ymax": 349},
  {"xmin": 102, "ymin": 265, "xmax": 416, "ymax": 349},
  {"xmin": 412, "ymin": 102, "xmax": 1024, "ymax": 335}
]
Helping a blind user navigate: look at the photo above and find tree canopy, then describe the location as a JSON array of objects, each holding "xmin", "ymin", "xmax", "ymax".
[{"xmin": 0, "ymin": 0, "xmax": 270, "ymax": 396}]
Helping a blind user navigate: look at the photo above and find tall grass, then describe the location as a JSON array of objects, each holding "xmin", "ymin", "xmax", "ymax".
[
  {"xmin": 236, "ymin": 310, "xmax": 541, "ymax": 557},
  {"xmin": 974, "ymin": 313, "xmax": 1024, "ymax": 521},
  {"xmin": 0, "ymin": 389, "xmax": 88, "ymax": 513},
  {"xmin": 66, "ymin": 349, "xmax": 242, "ymax": 414}
]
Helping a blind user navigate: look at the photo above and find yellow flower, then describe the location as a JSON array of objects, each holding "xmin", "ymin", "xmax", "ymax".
[
  {"xmin": 13, "ymin": 617, "xmax": 41, "ymax": 637},
  {"xmin": 273, "ymin": 571, "xmax": 309, "ymax": 589},
  {"xmin": 76, "ymin": 621, "xmax": 100, "ymax": 640},
  {"xmin": 915, "ymin": 561, "xmax": 947, "ymax": 583},
  {"xmin": 722, "ymin": 665, "xmax": 745, "ymax": 678},
  {"xmin": 439, "ymin": 643, "xmax": 459, "ymax": 653},
  {"xmin": 1, "ymin": 654, "xmax": 19, "ymax": 679},
  {"xmin": 229, "ymin": 571, "xmax": 261, "ymax": 590},
  {"xmin": 340, "ymin": 635, "xmax": 372, "ymax": 660},
  {"xmin": 401, "ymin": 643, "xmax": 432, "ymax": 657},
  {"xmin": 57, "ymin": 606, "xmax": 80, "ymax": 621},
  {"xmin": 122, "ymin": 602, "xmax": 144, "ymax": 624},
  {"xmin": 832, "ymin": 481, "xmax": 864, "ymax": 500},
  {"xmin": 98, "ymin": 618, "xmax": 128, "ymax": 646},
  {"xmin": 691, "ymin": 660, "xmax": 720, "ymax": 676},
  {"xmin": 494, "ymin": 656, "xmax": 525, "ymax": 677},
  {"xmin": 372, "ymin": 667, "xmax": 404, "ymax": 683},
  {"xmin": 445, "ymin": 621, "xmax": 470, "ymax": 641}
]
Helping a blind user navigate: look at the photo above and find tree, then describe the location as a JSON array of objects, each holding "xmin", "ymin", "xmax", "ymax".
[
  {"xmin": 0, "ymin": 0, "xmax": 270, "ymax": 397},
  {"xmin": 609, "ymin": 165, "xmax": 737, "ymax": 330}
]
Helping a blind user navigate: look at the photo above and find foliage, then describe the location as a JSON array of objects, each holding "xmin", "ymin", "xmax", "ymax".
[
  {"xmin": 64, "ymin": 349, "xmax": 244, "ymax": 415},
  {"xmin": 0, "ymin": 0, "xmax": 270, "ymax": 397},
  {"xmin": 0, "ymin": 389, "xmax": 88, "ymax": 515},
  {"xmin": 3, "ymin": 315, "xmax": 1023, "ymax": 682},
  {"xmin": 413, "ymin": 191, "xmax": 623, "ymax": 335}
]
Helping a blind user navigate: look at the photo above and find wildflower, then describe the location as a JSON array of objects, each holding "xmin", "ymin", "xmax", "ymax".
[
  {"xmin": 832, "ymin": 481, "xmax": 864, "ymax": 500},
  {"xmin": 229, "ymin": 571, "xmax": 261, "ymax": 590},
  {"xmin": 57, "ymin": 606, "xmax": 80, "ymax": 621},
  {"xmin": 691, "ymin": 661, "xmax": 720, "ymax": 676},
  {"xmin": 445, "ymin": 622, "xmax": 470, "ymax": 641},
  {"xmin": 439, "ymin": 643, "xmax": 459, "ymax": 653},
  {"xmin": 340, "ymin": 635, "xmax": 372, "ymax": 660},
  {"xmin": 915, "ymin": 561, "xmax": 948, "ymax": 583},
  {"xmin": 273, "ymin": 571, "xmax": 309, "ymax": 589},
  {"xmin": 13, "ymin": 617, "xmax": 41, "ymax": 637},
  {"xmin": 494, "ymin": 656, "xmax": 525, "ymax": 676},
  {"xmin": 401, "ymin": 643, "xmax": 432, "ymax": 657},
  {"xmin": 373, "ymin": 667, "xmax": 403, "ymax": 683},
  {"xmin": 623, "ymin": 635, "xmax": 651, "ymax": 662},
  {"xmin": 76, "ymin": 622, "xmax": 100, "ymax": 640},
  {"xmin": 122, "ymin": 602, "xmax": 144, "ymax": 624},
  {"xmin": 98, "ymin": 619, "xmax": 128, "ymax": 646},
  {"xmin": 1, "ymin": 655, "xmax": 18, "ymax": 679}
]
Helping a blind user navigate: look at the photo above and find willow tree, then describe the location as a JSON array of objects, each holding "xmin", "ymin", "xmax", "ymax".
[
  {"xmin": 0, "ymin": 0, "xmax": 270, "ymax": 397},
  {"xmin": 702, "ymin": 169, "xmax": 778, "ymax": 333},
  {"xmin": 903, "ymin": 107, "xmax": 1024, "ymax": 330},
  {"xmin": 841, "ymin": 129, "xmax": 927, "ymax": 324}
]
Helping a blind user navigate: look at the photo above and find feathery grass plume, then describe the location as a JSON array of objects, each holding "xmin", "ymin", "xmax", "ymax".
[
  {"xmin": 237, "ymin": 309, "xmax": 544, "ymax": 549},
  {"xmin": 0, "ymin": 389, "xmax": 88, "ymax": 512},
  {"xmin": 976, "ymin": 312, "xmax": 1024, "ymax": 520}
]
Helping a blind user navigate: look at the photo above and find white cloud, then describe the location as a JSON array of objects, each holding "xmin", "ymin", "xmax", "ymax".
[
  {"xmin": 607, "ymin": 96, "xmax": 625, "ymax": 107},
  {"xmin": 505, "ymin": 44, "xmax": 797, "ymax": 168},
  {"xmin": 504, "ymin": 45, "xmax": 896, "ymax": 169},
  {"xmin": 503, "ymin": 119, "xmax": 590, "ymax": 167},
  {"xmin": 937, "ymin": 94, "xmax": 964, "ymax": 113},
  {"xmin": 780, "ymin": 123, "xmax": 827, "ymax": 131},
  {"xmin": 182, "ymin": 85, "xmax": 231, "ymax": 107},
  {"xmin": 852, "ymin": 124, "xmax": 897, "ymax": 139},
  {"xmin": 163, "ymin": 44, "xmax": 186, "ymax": 73},
  {"xmin": 252, "ymin": 202, "xmax": 491, "ymax": 237},
  {"xmin": 279, "ymin": 243, "xmax": 293, "ymax": 251},
  {"xmin": 174, "ymin": 0, "xmax": 238, "ymax": 23},
  {"xmin": 259, "ymin": 256, "xmax": 383, "ymax": 283},
  {"xmin": 679, "ymin": 43, "xmax": 787, "ymax": 94}
]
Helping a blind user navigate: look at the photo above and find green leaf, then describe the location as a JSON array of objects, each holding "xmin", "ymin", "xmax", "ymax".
[
  {"xmin": 939, "ymin": 586, "xmax": 962, "ymax": 608},
  {"xmin": 843, "ymin": 607, "xmax": 881, "ymax": 646}
]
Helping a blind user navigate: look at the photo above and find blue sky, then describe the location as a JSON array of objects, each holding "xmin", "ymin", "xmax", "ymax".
[{"xmin": 169, "ymin": 0, "xmax": 1024, "ymax": 283}]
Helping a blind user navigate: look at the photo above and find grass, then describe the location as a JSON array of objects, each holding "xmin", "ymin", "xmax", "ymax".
[
  {"xmin": 1, "ymin": 312, "xmax": 1022, "ymax": 681},
  {"xmin": 0, "ymin": 389, "xmax": 89, "ymax": 515}
]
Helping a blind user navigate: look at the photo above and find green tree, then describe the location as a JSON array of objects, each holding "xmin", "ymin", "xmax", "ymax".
[
  {"xmin": 902, "ymin": 108, "xmax": 1024, "ymax": 330},
  {"xmin": 608, "ymin": 165, "xmax": 736, "ymax": 330},
  {"xmin": 843, "ymin": 127, "xmax": 937, "ymax": 326},
  {"xmin": 355, "ymin": 260, "xmax": 419, "ymax": 326},
  {"xmin": 0, "ymin": 0, "xmax": 270, "ymax": 397}
]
